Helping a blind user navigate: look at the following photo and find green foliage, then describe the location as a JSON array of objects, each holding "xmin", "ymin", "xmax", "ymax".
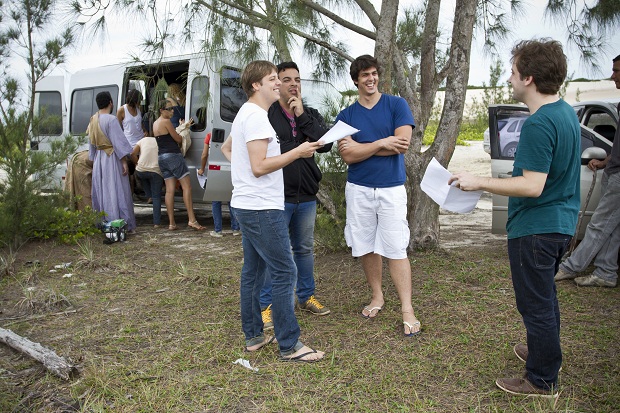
[
  {"xmin": 0, "ymin": 0, "xmax": 79, "ymax": 249},
  {"xmin": 423, "ymin": 121, "xmax": 485, "ymax": 146},
  {"xmin": 30, "ymin": 204, "xmax": 103, "ymax": 244}
]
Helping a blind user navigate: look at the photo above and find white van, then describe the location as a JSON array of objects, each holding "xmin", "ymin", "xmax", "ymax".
[{"xmin": 34, "ymin": 54, "xmax": 250, "ymax": 203}]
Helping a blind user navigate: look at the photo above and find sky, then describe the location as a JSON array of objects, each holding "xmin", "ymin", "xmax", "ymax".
[{"xmin": 52, "ymin": 1, "xmax": 620, "ymax": 88}]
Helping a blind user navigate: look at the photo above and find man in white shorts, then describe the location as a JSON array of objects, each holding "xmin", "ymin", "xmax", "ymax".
[{"xmin": 336, "ymin": 55, "xmax": 421, "ymax": 336}]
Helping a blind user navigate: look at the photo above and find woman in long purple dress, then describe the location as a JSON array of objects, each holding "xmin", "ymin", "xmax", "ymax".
[{"xmin": 88, "ymin": 91, "xmax": 136, "ymax": 232}]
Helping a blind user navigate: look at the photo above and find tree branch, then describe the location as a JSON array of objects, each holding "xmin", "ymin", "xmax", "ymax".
[
  {"xmin": 195, "ymin": 0, "xmax": 354, "ymax": 62},
  {"xmin": 298, "ymin": 0, "xmax": 376, "ymax": 40},
  {"xmin": 354, "ymin": 0, "xmax": 381, "ymax": 27}
]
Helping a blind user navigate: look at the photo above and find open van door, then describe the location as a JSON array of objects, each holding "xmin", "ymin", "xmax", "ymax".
[
  {"xmin": 203, "ymin": 66, "xmax": 247, "ymax": 202},
  {"xmin": 33, "ymin": 75, "xmax": 67, "ymax": 189},
  {"xmin": 489, "ymin": 104, "xmax": 612, "ymax": 238}
]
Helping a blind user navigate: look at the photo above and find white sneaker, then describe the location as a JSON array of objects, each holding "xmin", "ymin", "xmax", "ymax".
[
  {"xmin": 554, "ymin": 268, "xmax": 577, "ymax": 281},
  {"xmin": 210, "ymin": 231, "xmax": 223, "ymax": 238},
  {"xmin": 574, "ymin": 274, "xmax": 617, "ymax": 288},
  {"xmin": 232, "ymin": 230, "xmax": 241, "ymax": 236}
]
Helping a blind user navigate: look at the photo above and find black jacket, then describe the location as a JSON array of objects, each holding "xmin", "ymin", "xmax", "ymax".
[{"xmin": 268, "ymin": 102, "xmax": 332, "ymax": 203}]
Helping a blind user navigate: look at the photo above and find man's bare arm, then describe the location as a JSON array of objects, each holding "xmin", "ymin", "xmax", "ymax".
[{"xmin": 448, "ymin": 169, "xmax": 548, "ymax": 198}]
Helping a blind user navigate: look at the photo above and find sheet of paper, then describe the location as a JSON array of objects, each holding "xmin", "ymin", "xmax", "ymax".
[
  {"xmin": 420, "ymin": 157, "xmax": 483, "ymax": 213},
  {"xmin": 318, "ymin": 120, "xmax": 360, "ymax": 145},
  {"xmin": 197, "ymin": 170, "xmax": 207, "ymax": 189}
]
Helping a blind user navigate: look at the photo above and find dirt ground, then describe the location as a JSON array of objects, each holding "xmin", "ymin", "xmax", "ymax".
[{"xmin": 440, "ymin": 141, "xmax": 506, "ymax": 249}]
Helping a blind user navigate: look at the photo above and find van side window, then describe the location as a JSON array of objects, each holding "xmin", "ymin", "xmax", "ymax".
[
  {"xmin": 190, "ymin": 76, "xmax": 209, "ymax": 132},
  {"xmin": 34, "ymin": 91, "xmax": 62, "ymax": 135},
  {"xmin": 70, "ymin": 86, "xmax": 119, "ymax": 134},
  {"xmin": 220, "ymin": 67, "xmax": 247, "ymax": 122}
]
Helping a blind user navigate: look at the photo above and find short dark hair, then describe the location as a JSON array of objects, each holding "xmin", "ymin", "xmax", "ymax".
[
  {"xmin": 125, "ymin": 89, "xmax": 142, "ymax": 107},
  {"xmin": 276, "ymin": 61, "xmax": 299, "ymax": 74},
  {"xmin": 350, "ymin": 55, "xmax": 381, "ymax": 86},
  {"xmin": 95, "ymin": 91, "xmax": 113, "ymax": 110},
  {"xmin": 613, "ymin": 55, "xmax": 620, "ymax": 63},
  {"xmin": 241, "ymin": 60, "xmax": 278, "ymax": 97},
  {"xmin": 511, "ymin": 39, "xmax": 567, "ymax": 95}
]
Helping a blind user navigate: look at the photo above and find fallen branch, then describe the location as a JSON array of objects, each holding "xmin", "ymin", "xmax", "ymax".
[{"xmin": 0, "ymin": 327, "xmax": 78, "ymax": 380}]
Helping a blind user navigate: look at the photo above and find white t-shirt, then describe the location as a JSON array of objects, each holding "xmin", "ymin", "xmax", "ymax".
[
  {"xmin": 122, "ymin": 104, "xmax": 144, "ymax": 148},
  {"xmin": 230, "ymin": 102, "xmax": 283, "ymax": 210}
]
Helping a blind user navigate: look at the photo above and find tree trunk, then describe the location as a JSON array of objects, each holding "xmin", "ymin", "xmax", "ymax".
[
  {"xmin": 405, "ymin": 0, "xmax": 477, "ymax": 250},
  {"xmin": 374, "ymin": 0, "xmax": 399, "ymax": 92},
  {"xmin": 0, "ymin": 328, "xmax": 78, "ymax": 380}
]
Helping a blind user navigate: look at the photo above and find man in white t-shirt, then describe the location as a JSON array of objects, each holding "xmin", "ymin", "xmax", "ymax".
[{"xmin": 221, "ymin": 61, "xmax": 325, "ymax": 362}]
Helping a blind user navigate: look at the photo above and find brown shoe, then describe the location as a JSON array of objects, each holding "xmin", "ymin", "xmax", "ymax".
[
  {"xmin": 514, "ymin": 343, "xmax": 528, "ymax": 363},
  {"xmin": 496, "ymin": 376, "xmax": 558, "ymax": 399}
]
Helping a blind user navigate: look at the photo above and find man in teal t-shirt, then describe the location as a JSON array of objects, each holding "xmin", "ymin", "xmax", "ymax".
[{"xmin": 449, "ymin": 39, "xmax": 580, "ymax": 399}]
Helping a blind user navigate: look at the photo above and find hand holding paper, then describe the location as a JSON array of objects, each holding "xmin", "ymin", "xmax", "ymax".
[
  {"xmin": 420, "ymin": 157, "xmax": 483, "ymax": 213},
  {"xmin": 318, "ymin": 121, "xmax": 360, "ymax": 145}
]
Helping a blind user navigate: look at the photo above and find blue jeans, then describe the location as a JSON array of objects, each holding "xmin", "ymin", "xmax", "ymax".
[
  {"xmin": 135, "ymin": 170, "xmax": 163, "ymax": 225},
  {"xmin": 260, "ymin": 201, "xmax": 316, "ymax": 308},
  {"xmin": 508, "ymin": 233, "xmax": 571, "ymax": 390},
  {"xmin": 232, "ymin": 207, "xmax": 301, "ymax": 355},
  {"xmin": 212, "ymin": 201, "xmax": 239, "ymax": 232},
  {"xmin": 560, "ymin": 172, "xmax": 620, "ymax": 282}
]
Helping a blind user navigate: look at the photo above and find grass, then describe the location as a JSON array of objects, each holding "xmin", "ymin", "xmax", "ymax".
[{"xmin": 0, "ymin": 223, "xmax": 618, "ymax": 412}]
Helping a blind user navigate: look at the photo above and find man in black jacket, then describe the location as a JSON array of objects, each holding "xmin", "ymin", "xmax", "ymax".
[{"xmin": 260, "ymin": 61, "xmax": 333, "ymax": 329}]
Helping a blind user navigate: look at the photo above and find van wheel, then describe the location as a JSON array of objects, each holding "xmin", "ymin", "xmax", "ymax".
[{"xmin": 502, "ymin": 142, "xmax": 518, "ymax": 158}]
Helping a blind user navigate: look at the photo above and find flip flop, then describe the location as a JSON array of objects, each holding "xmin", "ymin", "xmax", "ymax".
[
  {"xmin": 280, "ymin": 349, "xmax": 323, "ymax": 363},
  {"xmin": 403, "ymin": 320, "xmax": 421, "ymax": 337},
  {"xmin": 168, "ymin": 224, "xmax": 178, "ymax": 231},
  {"xmin": 244, "ymin": 335, "xmax": 276, "ymax": 352},
  {"xmin": 361, "ymin": 306, "xmax": 383, "ymax": 319}
]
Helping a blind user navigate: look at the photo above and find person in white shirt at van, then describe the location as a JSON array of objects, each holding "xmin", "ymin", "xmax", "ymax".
[
  {"xmin": 117, "ymin": 89, "xmax": 146, "ymax": 148},
  {"xmin": 117, "ymin": 89, "xmax": 147, "ymax": 198}
]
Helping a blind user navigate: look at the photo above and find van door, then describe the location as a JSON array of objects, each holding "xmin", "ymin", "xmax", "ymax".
[
  {"xmin": 203, "ymin": 66, "xmax": 248, "ymax": 202},
  {"xmin": 489, "ymin": 104, "xmax": 612, "ymax": 238}
]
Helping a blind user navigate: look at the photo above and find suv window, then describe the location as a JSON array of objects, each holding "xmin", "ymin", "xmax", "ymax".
[
  {"xmin": 220, "ymin": 67, "xmax": 247, "ymax": 122},
  {"xmin": 70, "ymin": 86, "xmax": 119, "ymax": 135}
]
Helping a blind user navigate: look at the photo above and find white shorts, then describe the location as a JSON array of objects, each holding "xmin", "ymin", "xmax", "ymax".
[{"xmin": 344, "ymin": 182, "xmax": 410, "ymax": 259}]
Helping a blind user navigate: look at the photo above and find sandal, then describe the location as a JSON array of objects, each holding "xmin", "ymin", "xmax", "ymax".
[
  {"xmin": 168, "ymin": 224, "xmax": 178, "ymax": 231},
  {"xmin": 361, "ymin": 305, "xmax": 383, "ymax": 319},
  {"xmin": 403, "ymin": 320, "xmax": 421, "ymax": 337},
  {"xmin": 188, "ymin": 221, "xmax": 206, "ymax": 231},
  {"xmin": 244, "ymin": 335, "xmax": 276, "ymax": 352},
  {"xmin": 280, "ymin": 346, "xmax": 325, "ymax": 363}
]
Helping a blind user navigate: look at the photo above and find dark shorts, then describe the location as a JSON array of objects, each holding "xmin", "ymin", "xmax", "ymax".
[{"xmin": 158, "ymin": 152, "xmax": 189, "ymax": 180}]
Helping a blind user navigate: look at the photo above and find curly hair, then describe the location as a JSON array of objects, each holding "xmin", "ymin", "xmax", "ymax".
[{"xmin": 511, "ymin": 39, "xmax": 567, "ymax": 95}]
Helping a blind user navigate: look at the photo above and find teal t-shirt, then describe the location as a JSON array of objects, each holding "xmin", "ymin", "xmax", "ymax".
[{"xmin": 507, "ymin": 99, "xmax": 581, "ymax": 239}]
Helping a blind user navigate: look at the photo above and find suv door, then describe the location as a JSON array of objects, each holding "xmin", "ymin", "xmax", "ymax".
[{"xmin": 489, "ymin": 104, "xmax": 612, "ymax": 238}]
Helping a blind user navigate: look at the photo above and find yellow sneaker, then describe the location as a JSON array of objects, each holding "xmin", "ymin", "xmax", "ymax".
[
  {"xmin": 261, "ymin": 304, "xmax": 274, "ymax": 330},
  {"xmin": 300, "ymin": 295, "xmax": 331, "ymax": 315}
]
